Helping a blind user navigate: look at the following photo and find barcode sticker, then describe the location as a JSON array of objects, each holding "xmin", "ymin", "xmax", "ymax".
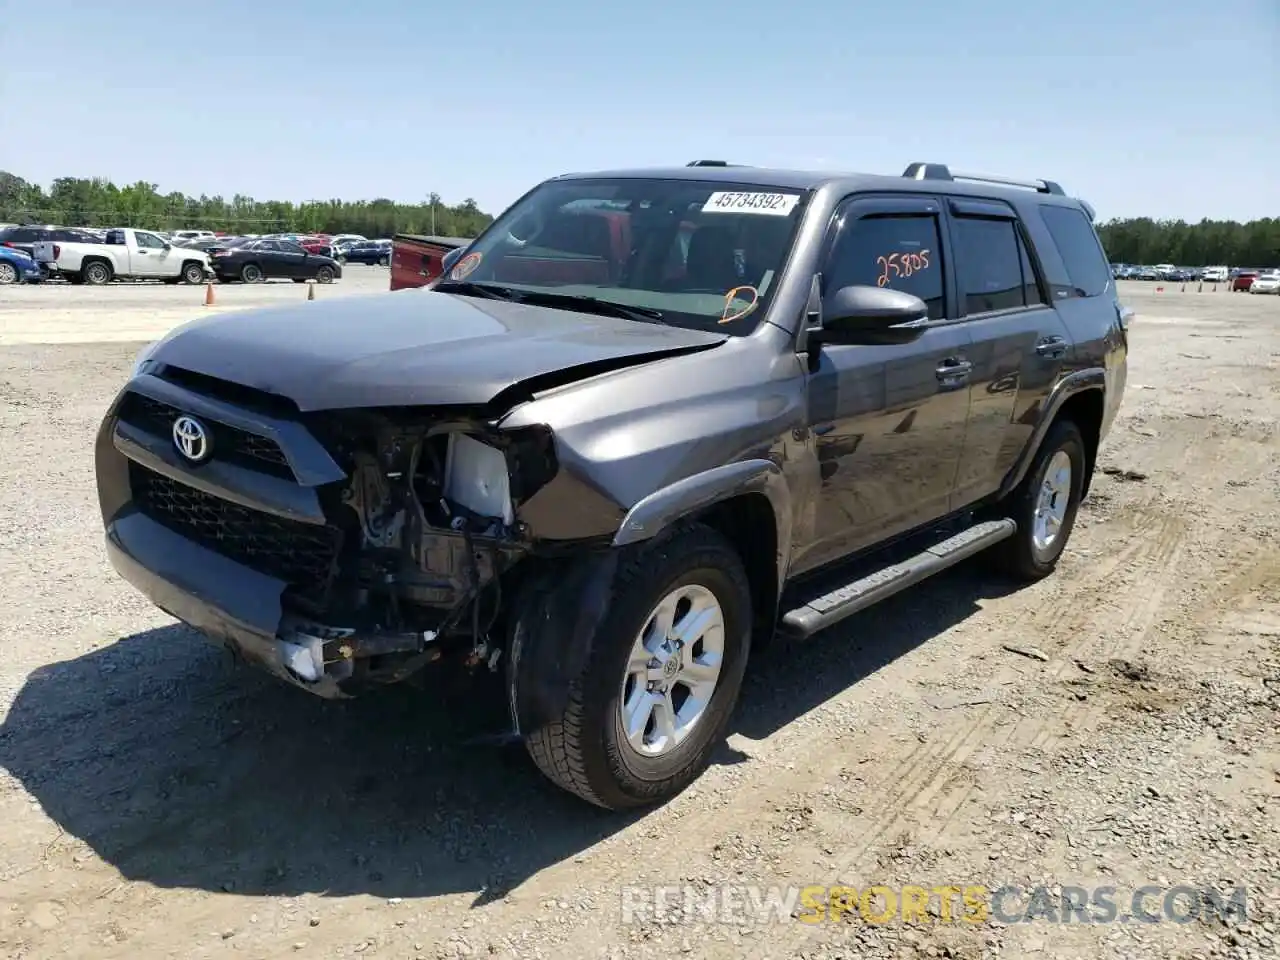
[{"xmin": 702, "ymin": 191, "xmax": 800, "ymax": 216}]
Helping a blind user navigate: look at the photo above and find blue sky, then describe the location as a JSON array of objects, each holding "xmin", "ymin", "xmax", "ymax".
[{"xmin": 1, "ymin": 0, "xmax": 1276, "ymax": 222}]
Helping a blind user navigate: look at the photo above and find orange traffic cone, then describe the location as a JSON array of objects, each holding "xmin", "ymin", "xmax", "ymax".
[
  {"xmin": 306, "ymin": 281, "xmax": 315, "ymax": 301},
  {"xmin": 204, "ymin": 282, "xmax": 215, "ymax": 306}
]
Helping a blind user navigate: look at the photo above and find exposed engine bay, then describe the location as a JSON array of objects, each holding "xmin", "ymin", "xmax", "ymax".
[{"xmin": 277, "ymin": 412, "xmax": 559, "ymax": 691}]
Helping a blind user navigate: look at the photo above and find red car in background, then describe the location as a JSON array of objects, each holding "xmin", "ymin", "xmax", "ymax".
[
  {"xmin": 389, "ymin": 234, "xmax": 473, "ymax": 290},
  {"xmin": 300, "ymin": 235, "xmax": 332, "ymax": 255},
  {"xmin": 1232, "ymin": 270, "xmax": 1259, "ymax": 292}
]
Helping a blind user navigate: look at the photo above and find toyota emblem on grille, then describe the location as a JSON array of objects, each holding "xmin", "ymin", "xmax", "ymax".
[{"xmin": 172, "ymin": 415, "xmax": 211, "ymax": 463}]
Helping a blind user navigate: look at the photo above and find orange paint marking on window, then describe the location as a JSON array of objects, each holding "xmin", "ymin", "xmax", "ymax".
[
  {"xmin": 719, "ymin": 285, "xmax": 760, "ymax": 323},
  {"xmin": 875, "ymin": 249, "xmax": 931, "ymax": 287}
]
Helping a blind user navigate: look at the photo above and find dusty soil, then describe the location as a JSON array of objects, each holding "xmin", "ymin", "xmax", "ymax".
[
  {"xmin": 0, "ymin": 282, "xmax": 1277, "ymax": 960},
  {"xmin": 0, "ymin": 264, "xmax": 391, "ymax": 345}
]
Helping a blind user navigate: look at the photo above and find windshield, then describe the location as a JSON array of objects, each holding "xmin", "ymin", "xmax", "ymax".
[{"xmin": 437, "ymin": 177, "xmax": 808, "ymax": 335}]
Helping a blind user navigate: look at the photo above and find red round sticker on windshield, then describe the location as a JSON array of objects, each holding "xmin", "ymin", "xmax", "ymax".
[{"xmin": 450, "ymin": 252, "xmax": 482, "ymax": 280}]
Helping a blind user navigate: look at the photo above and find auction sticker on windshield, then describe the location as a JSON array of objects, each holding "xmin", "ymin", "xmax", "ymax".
[{"xmin": 702, "ymin": 191, "xmax": 801, "ymax": 216}]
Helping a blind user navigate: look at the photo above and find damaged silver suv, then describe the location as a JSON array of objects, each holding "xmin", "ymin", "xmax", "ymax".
[{"xmin": 96, "ymin": 160, "xmax": 1128, "ymax": 809}]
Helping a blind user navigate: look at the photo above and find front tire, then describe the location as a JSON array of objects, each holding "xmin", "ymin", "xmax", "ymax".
[
  {"xmin": 181, "ymin": 261, "xmax": 205, "ymax": 285},
  {"xmin": 992, "ymin": 418, "xmax": 1086, "ymax": 580},
  {"xmin": 0, "ymin": 262, "xmax": 17, "ymax": 284},
  {"xmin": 523, "ymin": 524, "xmax": 752, "ymax": 810},
  {"xmin": 315, "ymin": 265, "xmax": 335, "ymax": 283}
]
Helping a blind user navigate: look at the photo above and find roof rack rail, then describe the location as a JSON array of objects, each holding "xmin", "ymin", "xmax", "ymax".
[
  {"xmin": 901, "ymin": 162, "xmax": 1065, "ymax": 196},
  {"xmin": 687, "ymin": 160, "xmax": 741, "ymax": 167}
]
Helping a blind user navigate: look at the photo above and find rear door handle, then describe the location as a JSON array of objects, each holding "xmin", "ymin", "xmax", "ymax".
[
  {"xmin": 936, "ymin": 358, "xmax": 972, "ymax": 380},
  {"xmin": 1035, "ymin": 336, "xmax": 1067, "ymax": 358}
]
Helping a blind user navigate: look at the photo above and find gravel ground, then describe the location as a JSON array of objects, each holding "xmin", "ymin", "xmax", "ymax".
[
  {"xmin": 0, "ymin": 264, "xmax": 392, "ymax": 345},
  {"xmin": 0, "ymin": 281, "xmax": 1277, "ymax": 960}
]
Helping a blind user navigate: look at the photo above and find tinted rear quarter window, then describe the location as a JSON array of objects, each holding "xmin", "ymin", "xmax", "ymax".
[{"xmin": 1039, "ymin": 205, "xmax": 1111, "ymax": 298}]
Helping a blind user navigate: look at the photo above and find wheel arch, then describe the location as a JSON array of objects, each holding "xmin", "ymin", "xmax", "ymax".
[
  {"xmin": 1000, "ymin": 370, "xmax": 1107, "ymax": 501},
  {"xmin": 1055, "ymin": 388, "xmax": 1105, "ymax": 499},
  {"xmin": 612, "ymin": 458, "xmax": 792, "ymax": 631},
  {"xmin": 81, "ymin": 255, "xmax": 114, "ymax": 282},
  {"xmin": 507, "ymin": 460, "xmax": 792, "ymax": 742}
]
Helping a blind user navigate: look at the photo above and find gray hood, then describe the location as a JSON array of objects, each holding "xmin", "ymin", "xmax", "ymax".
[{"xmin": 147, "ymin": 290, "xmax": 727, "ymax": 411}]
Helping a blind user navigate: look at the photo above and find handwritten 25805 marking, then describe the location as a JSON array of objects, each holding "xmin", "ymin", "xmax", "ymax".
[{"xmin": 876, "ymin": 249, "xmax": 931, "ymax": 287}]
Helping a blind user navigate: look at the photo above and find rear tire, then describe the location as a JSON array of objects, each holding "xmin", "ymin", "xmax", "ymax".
[
  {"xmin": 522, "ymin": 524, "xmax": 752, "ymax": 810},
  {"xmin": 241, "ymin": 262, "xmax": 263, "ymax": 283},
  {"xmin": 992, "ymin": 418, "xmax": 1086, "ymax": 581},
  {"xmin": 83, "ymin": 259, "xmax": 113, "ymax": 285}
]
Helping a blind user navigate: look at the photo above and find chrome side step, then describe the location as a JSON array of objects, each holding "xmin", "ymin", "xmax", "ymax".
[{"xmin": 779, "ymin": 519, "xmax": 1017, "ymax": 639}]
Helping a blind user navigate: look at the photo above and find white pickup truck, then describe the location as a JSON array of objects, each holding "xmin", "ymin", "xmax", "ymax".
[{"xmin": 33, "ymin": 227, "xmax": 211, "ymax": 285}]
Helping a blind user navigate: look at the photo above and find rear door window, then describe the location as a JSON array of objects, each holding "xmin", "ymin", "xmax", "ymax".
[
  {"xmin": 1039, "ymin": 205, "xmax": 1112, "ymax": 298},
  {"xmin": 952, "ymin": 216, "xmax": 1045, "ymax": 314}
]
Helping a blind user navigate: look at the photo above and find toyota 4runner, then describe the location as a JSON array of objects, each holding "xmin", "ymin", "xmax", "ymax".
[{"xmin": 96, "ymin": 160, "xmax": 1129, "ymax": 810}]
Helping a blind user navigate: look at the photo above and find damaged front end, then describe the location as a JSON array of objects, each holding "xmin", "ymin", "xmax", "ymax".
[
  {"xmin": 277, "ymin": 409, "xmax": 560, "ymax": 692},
  {"xmin": 97, "ymin": 366, "xmax": 600, "ymax": 700}
]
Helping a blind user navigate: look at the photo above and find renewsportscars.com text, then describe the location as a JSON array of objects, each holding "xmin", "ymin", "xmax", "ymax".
[{"xmin": 619, "ymin": 884, "xmax": 1250, "ymax": 926}]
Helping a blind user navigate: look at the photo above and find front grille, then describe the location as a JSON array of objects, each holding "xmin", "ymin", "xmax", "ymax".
[
  {"xmin": 130, "ymin": 464, "xmax": 342, "ymax": 602},
  {"xmin": 118, "ymin": 392, "xmax": 293, "ymax": 479}
]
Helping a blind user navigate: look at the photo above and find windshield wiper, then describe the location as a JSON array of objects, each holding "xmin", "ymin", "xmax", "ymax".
[
  {"xmin": 503, "ymin": 290, "xmax": 666, "ymax": 324},
  {"xmin": 433, "ymin": 279, "xmax": 518, "ymax": 300}
]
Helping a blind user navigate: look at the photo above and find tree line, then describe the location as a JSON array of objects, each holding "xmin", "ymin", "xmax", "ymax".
[
  {"xmin": 0, "ymin": 172, "xmax": 495, "ymax": 240},
  {"xmin": 1096, "ymin": 216, "xmax": 1280, "ymax": 268},
  {"xmin": 2, "ymin": 171, "xmax": 1276, "ymax": 266}
]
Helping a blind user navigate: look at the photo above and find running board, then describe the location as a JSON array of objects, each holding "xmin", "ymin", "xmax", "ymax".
[{"xmin": 779, "ymin": 519, "xmax": 1017, "ymax": 639}]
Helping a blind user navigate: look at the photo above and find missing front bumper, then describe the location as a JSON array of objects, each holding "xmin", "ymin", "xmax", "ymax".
[{"xmin": 105, "ymin": 512, "xmax": 443, "ymax": 699}]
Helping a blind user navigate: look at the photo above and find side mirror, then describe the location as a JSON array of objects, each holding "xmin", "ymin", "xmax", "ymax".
[
  {"xmin": 817, "ymin": 285, "xmax": 929, "ymax": 345},
  {"xmin": 162, "ymin": 241, "xmax": 171, "ymax": 250}
]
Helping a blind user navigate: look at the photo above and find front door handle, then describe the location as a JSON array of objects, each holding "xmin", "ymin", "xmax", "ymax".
[
  {"xmin": 1035, "ymin": 336, "xmax": 1068, "ymax": 358},
  {"xmin": 936, "ymin": 358, "xmax": 972, "ymax": 380}
]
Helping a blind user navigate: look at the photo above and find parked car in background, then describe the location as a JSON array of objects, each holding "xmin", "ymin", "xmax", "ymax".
[
  {"xmin": 0, "ymin": 224, "xmax": 102, "ymax": 257},
  {"xmin": 0, "ymin": 246, "xmax": 45, "ymax": 283},
  {"xmin": 389, "ymin": 233, "xmax": 471, "ymax": 289},
  {"xmin": 327, "ymin": 233, "xmax": 366, "ymax": 250},
  {"xmin": 1137, "ymin": 267, "xmax": 1160, "ymax": 281},
  {"xmin": 1249, "ymin": 271, "xmax": 1280, "ymax": 295},
  {"xmin": 1201, "ymin": 266, "xmax": 1229, "ymax": 283},
  {"xmin": 299, "ymin": 236, "xmax": 332, "ymax": 255},
  {"xmin": 171, "ymin": 230, "xmax": 216, "ymax": 244},
  {"xmin": 341, "ymin": 239, "xmax": 393, "ymax": 265},
  {"xmin": 174, "ymin": 235, "xmax": 239, "ymax": 253},
  {"xmin": 1232, "ymin": 270, "xmax": 1260, "ymax": 292},
  {"xmin": 210, "ymin": 238, "xmax": 341, "ymax": 283},
  {"xmin": 34, "ymin": 228, "xmax": 211, "ymax": 285}
]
